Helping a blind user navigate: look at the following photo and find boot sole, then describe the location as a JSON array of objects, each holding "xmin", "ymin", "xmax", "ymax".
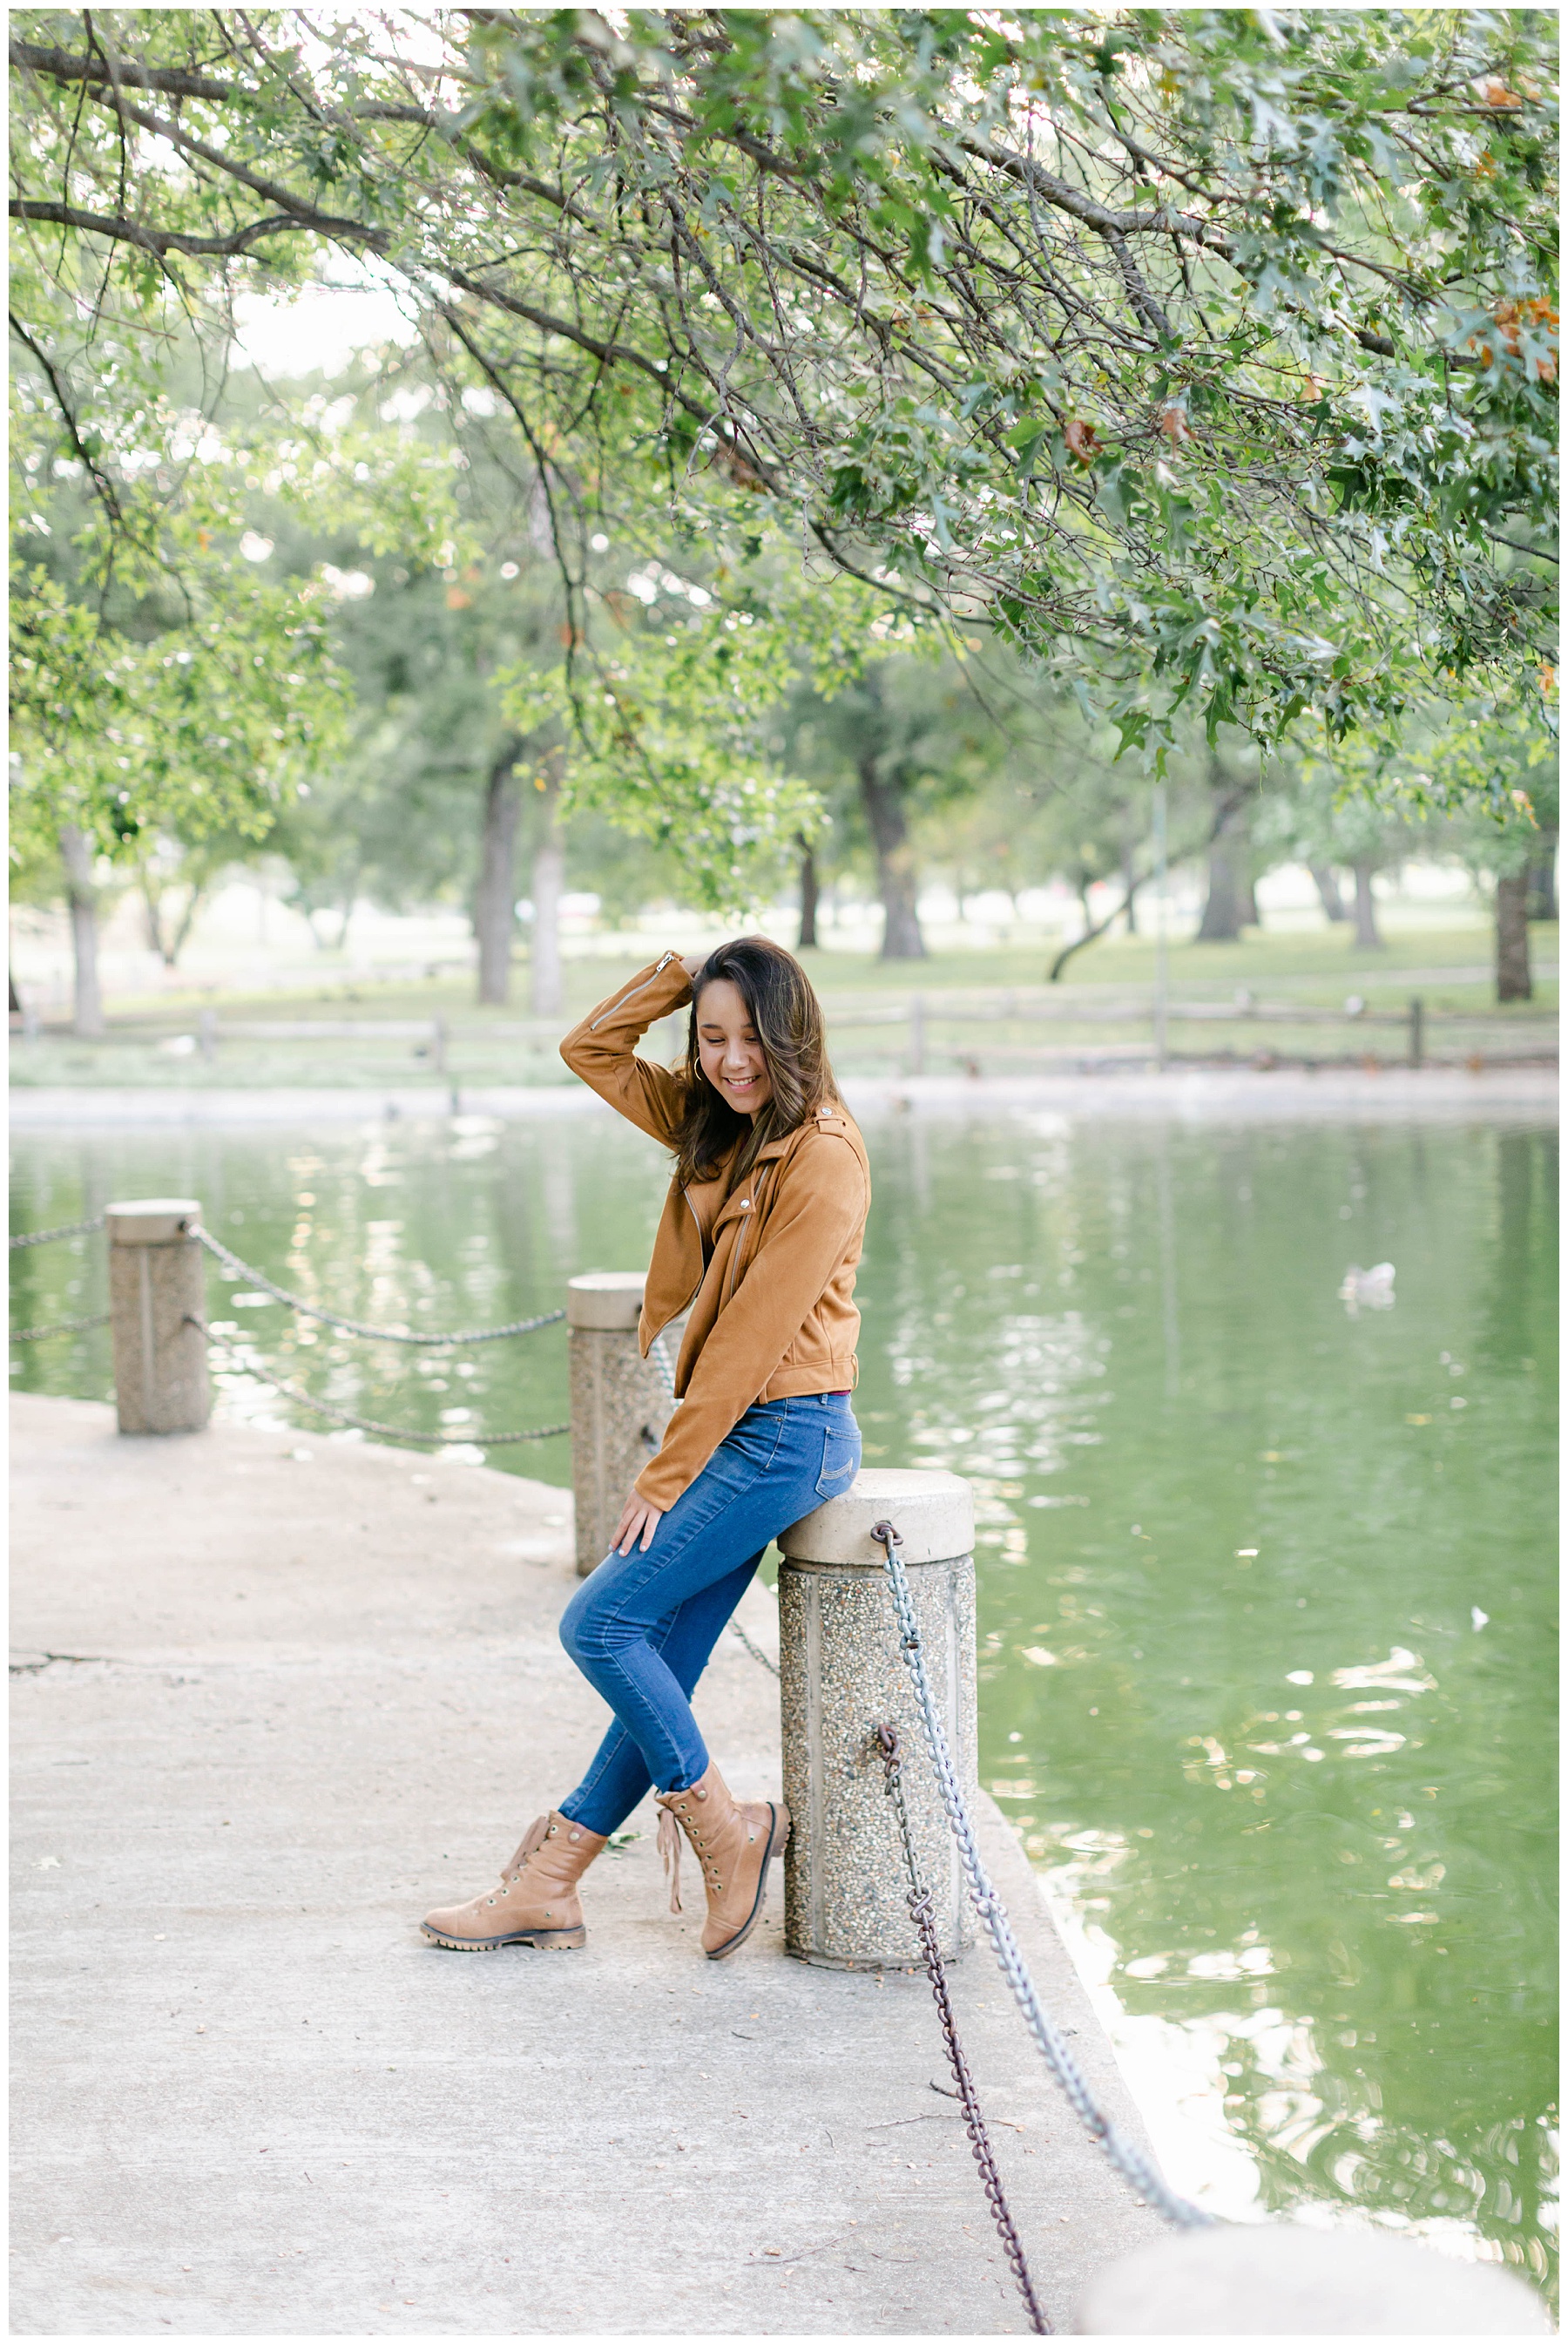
[
  {"xmin": 706, "ymin": 1805, "xmax": 790, "ymax": 1962},
  {"xmin": 420, "ymin": 1923, "xmax": 586, "ymax": 1952}
]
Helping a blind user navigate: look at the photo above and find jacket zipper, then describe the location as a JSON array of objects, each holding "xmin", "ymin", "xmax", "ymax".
[
  {"xmin": 642, "ymin": 1194, "xmax": 707, "ymax": 1359},
  {"xmin": 719, "ymin": 1162, "xmax": 772, "ymax": 1309},
  {"xmin": 644, "ymin": 1277, "xmax": 703, "ymax": 1367},
  {"xmin": 589, "ymin": 951, "xmax": 678, "ymax": 1032},
  {"xmin": 650, "ymin": 1153, "xmax": 773, "ymax": 1345},
  {"xmin": 720, "ymin": 1202, "xmax": 752, "ymax": 1311}
]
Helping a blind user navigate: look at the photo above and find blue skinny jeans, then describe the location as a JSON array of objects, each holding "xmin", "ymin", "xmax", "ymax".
[{"xmin": 558, "ymin": 1392, "xmax": 861, "ymax": 1838}]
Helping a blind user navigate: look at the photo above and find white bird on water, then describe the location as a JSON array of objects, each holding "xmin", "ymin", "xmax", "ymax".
[{"xmin": 1338, "ymin": 1262, "xmax": 1396, "ymax": 1315}]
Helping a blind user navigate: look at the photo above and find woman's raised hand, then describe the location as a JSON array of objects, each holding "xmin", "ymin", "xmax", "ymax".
[
  {"xmin": 678, "ymin": 951, "xmax": 707, "ymax": 984},
  {"xmin": 612, "ymin": 1489, "xmax": 665, "ymax": 1555}
]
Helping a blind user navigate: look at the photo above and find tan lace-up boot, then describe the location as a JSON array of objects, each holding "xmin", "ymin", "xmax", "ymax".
[
  {"xmin": 421, "ymin": 1812, "xmax": 605, "ymax": 1951},
  {"xmin": 655, "ymin": 1761, "xmax": 789, "ymax": 1960}
]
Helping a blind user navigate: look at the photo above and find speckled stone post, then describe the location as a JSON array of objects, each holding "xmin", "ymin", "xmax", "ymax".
[
  {"xmin": 567, "ymin": 1273, "xmax": 676, "ymax": 1578},
  {"xmin": 778, "ymin": 1469, "xmax": 977, "ymax": 1968},
  {"xmin": 107, "ymin": 1199, "xmax": 210, "ymax": 1436}
]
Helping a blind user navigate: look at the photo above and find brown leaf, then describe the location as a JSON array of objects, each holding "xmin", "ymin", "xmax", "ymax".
[{"xmin": 1063, "ymin": 417, "xmax": 1099, "ymax": 465}]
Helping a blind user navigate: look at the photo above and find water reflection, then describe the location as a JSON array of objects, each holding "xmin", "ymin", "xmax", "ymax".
[
  {"xmin": 853, "ymin": 1113, "xmax": 1556, "ymax": 2300},
  {"xmin": 10, "ymin": 1108, "xmax": 1557, "ymax": 2298},
  {"xmin": 1154, "ymin": 1122, "xmax": 1181, "ymax": 1399}
]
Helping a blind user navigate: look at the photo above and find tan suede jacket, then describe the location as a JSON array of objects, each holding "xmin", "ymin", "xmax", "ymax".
[{"xmin": 560, "ymin": 952, "xmax": 870, "ymax": 1510}]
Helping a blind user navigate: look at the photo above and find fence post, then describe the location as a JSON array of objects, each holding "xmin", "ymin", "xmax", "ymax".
[
  {"xmin": 566, "ymin": 1273, "xmax": 675, "ymax": 1578},
  {"xmin": 908, "ymin": 992, "xmax": 926, "ymax": 1076},
  {"xmin": 198, "ymin": 1006, "xmax": 218, "ymax": 1064},
  {"xmin": 431, "ymin": 1014, "xmax": 448, "ymax": 1076},
  {"xmin": 1409, "ymin": 995, "xmax": 1424, "ymax": 1069},
  {"xmin": 1071, "ymin": 2217, "xmax": 1550, "ymax": 2334},
  {"xmin": 777, "ymin": 1467, "xmax": 977, "ymax": 1968},
  {"xmin": 106, "ymin": 1198, "xmax": 210, "ymax": 1436}
]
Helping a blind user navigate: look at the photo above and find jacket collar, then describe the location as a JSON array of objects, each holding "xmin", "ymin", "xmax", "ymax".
[
  {"xmin": 679, "ymin": 1107, "xmax": 853, "ymax": 1203},
  {"xmin": 753, "ymin": 1107, "xmax": 851, "ymax": 1167},
  {"xmin": 706, "ymin": 1113, "xmax": 851, "ymax": 1229}
]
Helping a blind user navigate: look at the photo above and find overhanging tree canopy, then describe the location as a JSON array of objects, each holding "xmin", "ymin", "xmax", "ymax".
[{"xmin": 10, "ymin": 7, "xmax": 1558, "ymax": 771}]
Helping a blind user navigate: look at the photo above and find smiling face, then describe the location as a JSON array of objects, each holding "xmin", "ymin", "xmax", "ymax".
[{"xmin": 693, "ymin": 976, "xmax": 774, "ymax": 1119}]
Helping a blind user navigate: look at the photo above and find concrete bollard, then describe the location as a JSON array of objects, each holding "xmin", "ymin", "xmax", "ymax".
[
  {"xmin": 778, "ymin": 1468, "xmax": 977, "ymax": 1968},
  {"xmin": 107, "ymin": 1198, "xmax": 211, "ymax": 1436},
  {"xmin": 567, "ymin": 1273, "xmax": 675, "ymax": 1578},
  {"xmin": 1070, "ymin": 2219, "xmax": 1551, "ymax": 2334}
]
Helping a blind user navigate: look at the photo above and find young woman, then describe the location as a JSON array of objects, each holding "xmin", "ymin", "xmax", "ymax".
[{"xmin": 422, "ymin": 936, "xmax": 868, "ymax": 1961}]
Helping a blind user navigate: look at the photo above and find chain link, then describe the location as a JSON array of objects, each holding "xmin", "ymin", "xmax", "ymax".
[
  {"xmin": 194, "ymin": 1228, "xmax": 565, "ymax": 1346},
  {"xmin": 727, "ymin": 1616, "xmax": 781, "ymax": 1677},
  {"xmin": 875, "ymin": 1721, "xmax": 1051, "ymax": 2334},
  {"xmin": 9, "ymin": 1215, "xmax": 106, "ymax": 1250},
  {"xmin": 195, "ymin": 1324, "xmax": 568, "ymax": 1446},
  {"xmin": 11, "ymin": 1311, "xmax": 112, "ymax": 1343},
  {"xmin": 870, "ymin": 1518, "xmax": 1213, "ymax": 2232}
]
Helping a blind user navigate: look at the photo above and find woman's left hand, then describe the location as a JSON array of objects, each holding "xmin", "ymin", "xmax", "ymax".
[{"xmin": 612, "ymin": 1491, "xmax": 665, "ymax": 1555}]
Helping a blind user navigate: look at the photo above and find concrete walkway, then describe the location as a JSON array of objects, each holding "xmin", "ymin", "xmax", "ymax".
[{"xmin": 11, "ymin": 1393, "xmax": 1165, "ymax": 2335}]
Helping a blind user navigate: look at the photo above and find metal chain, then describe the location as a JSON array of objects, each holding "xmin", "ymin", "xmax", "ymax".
[
  {"xmin": 870, "ymin": 1519, "xmax": 1213, "ymax": 2232},
  {"xmin": 194, "ymin": 1228, "xmax": 564, "ymax": 1346},
  {"xmin": 11, "ymin": 1311, "xmax": 112, "ymax": 1343},
  {"xmin": 876, "ymin": 1721, "xmax": 1051, "ymax": 2335},
  {"xmin": 727, "ymin": 1616, "xmax": 781, "ymax": 1677},
  {"xmin": 10, "ymin": 1215, "xmax": 106, "ymax": 1250},
  {"xmin": 193, "ymin": 1324, "xmax": 568, "ymax": 1446}
]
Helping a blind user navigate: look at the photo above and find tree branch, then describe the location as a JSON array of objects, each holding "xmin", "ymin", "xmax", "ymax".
[
  {"xmin": 10, "ymin": 37, "xmax": 236, "ymax": 101},
  {"xmin": 8, "ymin": 308, "xmax": 123, "ymax": 529},
  {"xmin": 10, "ymin": 196, "xmax": 313, "ymax": 259}
]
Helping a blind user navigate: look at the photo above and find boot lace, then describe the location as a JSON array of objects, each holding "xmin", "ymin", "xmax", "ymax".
[
  {"xmin": 657, "ymin": 1805, "xmax": 684, "ymax": 1914},
  {"xmin": 503, "ymin": 1812, "xmax": 550, "ymax": 1883}
]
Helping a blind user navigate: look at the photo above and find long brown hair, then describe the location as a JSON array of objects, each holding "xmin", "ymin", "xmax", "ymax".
[{"xmin": 670, "ymin": 936, "xmax": 840, "ymax": 1188}]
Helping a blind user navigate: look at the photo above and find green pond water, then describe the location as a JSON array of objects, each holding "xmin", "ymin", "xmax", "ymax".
[{"xmin": 10, "ymin": 1107, "xmax": 1557, "ymax": 2294}]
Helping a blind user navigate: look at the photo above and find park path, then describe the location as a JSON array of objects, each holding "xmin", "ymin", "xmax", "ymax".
[{"xmin": 10, "ymin": 1391, "xmax": 1163, "ymax": 2335}]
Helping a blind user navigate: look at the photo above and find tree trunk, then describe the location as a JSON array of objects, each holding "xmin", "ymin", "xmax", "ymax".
[
  {"xmin": 1526, "ymin": 830, "xmax": 1558, "ymax": 924},
  {"xmin": 159, "ymin": 888, "xmax": 198, "ymax": 968},
  {"xmin": 475, "ymin": 741, "xmax": 523, "ymax": 1006},
  {"xmin": 530, "ymin": 761, "xmax": 565, "ymax": 1017},
  {"xmin": 60, "ymin": 825, "xmax": 104, "ymax": 1036},
  {"xmin": 1196, "ymin": 829, "xmax": 1245, "ymax": 941},
  {"xmin": 139, "ymin": 868, "xmax": 170, "ymax": 962},
  {"xmin": 1240, "ymin": 877, "xmax": 1260, "ymax": 929},
  {"xmin": 1309, "ymin": 862, "xmax": 1348, "ymax": 922},
  {"xmin": 1496, "ymin": 869, "xmax": 1532, "ymax": 1001},
  {"xmin": 166, "ymin": 884, "xmax": 208, "ymax": 967},
  {"xmin": 797, "ymin": 834, "xmax": 819, "ymax": 950},
  {"xmin": 139, "ymin": 867, "xmax": 206, "ymax": 968},
  {"xmin": 1351, "ymin": 860, "xmax": 1383, "ymax": 952},
  {"xmin": 1121, "ymin": 845, "xmax": 1138, "ymax": 934},
  {"xmin": 858, "ymin": 756, "xmax": 926, "ymax": 959},
  {"xmin": 332, "ymin": 871, "xmax": 358, "ymax": 953}
]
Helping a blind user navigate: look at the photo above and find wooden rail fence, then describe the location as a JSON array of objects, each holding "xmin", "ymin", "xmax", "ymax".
[{"xmin": 13, "ymin": 991, "xmax": 1558, "ymax": 1074}]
